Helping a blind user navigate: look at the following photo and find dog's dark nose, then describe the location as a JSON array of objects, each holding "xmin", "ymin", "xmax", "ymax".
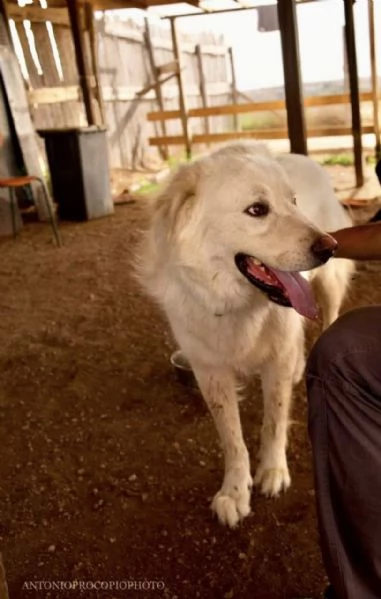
[{"xmin": 311, "ymin": 235, "xmax": 338, "ymax": 264}]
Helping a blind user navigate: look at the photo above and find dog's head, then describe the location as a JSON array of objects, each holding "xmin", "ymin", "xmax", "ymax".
[{"xmin": 141, "ymin": 143, "xmax": 337, "ymax": 319}]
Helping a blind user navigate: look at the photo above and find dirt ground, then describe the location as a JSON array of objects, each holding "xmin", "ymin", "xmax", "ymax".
[{"xmin": 1, "ymin": 165, "xmax": 381, "ymax": 599}]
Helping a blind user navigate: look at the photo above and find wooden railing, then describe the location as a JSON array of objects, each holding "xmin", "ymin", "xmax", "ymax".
[{"xmin": 147, "ymin": 91, "xmax": 377, "ymax": 147}]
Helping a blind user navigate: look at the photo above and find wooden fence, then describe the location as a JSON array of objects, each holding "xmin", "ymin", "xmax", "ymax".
[
  {"xmin": 8, "ymin": 6, "xmax": 380, "ymax": 168},
  {"xmin": 9, "ymin": 10, "xmax": 233, "ymax": 169},
  {"xmin": 147, "ymin": 90, "xmax": 378, "ymax": 151}
]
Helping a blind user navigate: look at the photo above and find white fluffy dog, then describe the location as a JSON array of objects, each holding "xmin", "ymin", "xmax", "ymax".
[{"xmin": 137, "ymin": 142, "xmax": 354, "ymax": 528}]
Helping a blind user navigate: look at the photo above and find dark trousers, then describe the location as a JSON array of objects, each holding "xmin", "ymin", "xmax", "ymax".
[{"xmin": 307, "ymin": 307, "xmax": 381, "ymax": 599}]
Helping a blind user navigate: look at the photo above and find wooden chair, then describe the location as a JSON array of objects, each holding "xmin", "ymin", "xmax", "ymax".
[{"xmin": 0, "ymin": 175, "xmax": 61, "ymax": 246}]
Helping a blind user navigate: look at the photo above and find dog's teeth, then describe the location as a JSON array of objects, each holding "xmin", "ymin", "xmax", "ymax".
[{"xmin": 252, "ymin": 258, "xmax": 261, "ymax": 265}]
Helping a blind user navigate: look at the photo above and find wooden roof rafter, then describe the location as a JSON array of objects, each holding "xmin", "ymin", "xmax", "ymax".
[{"xmin": 5, "ymin": 0, "xmax": 323, "ymax": 20}]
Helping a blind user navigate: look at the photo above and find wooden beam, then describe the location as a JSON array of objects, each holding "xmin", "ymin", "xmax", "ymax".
[
  {"xmin": 228, "ymin": 47, "xmax": 239, "ymax": 132},
  {"xmin": 343, "ymin": 0, "xmax": 363, "ymax": 187},
  {"xmin": 149, "ymin": 125, "xmax": 376, "ymax": 146},
  {"xmin": 67, "ymin": 0, "xmax": 96, "ymax": 126},
  {"xmin": 195, "ymin": 44, "xmax": 210, "ymax": 141},
  {"xmin": 147, "ymin": 91, "xmax": 375, "ymax": 122},
  {"xmin": 277, "ymin": 0, "xmax": 307, "ymax": 155},
  {"xmin": 170, "ymin": 18, "xmax": 191, "ymax": 158},
  {"xmin": 368, "ymin": 0, "xmax": 380, "ymax": 158},
  {"xmin": 84, "ymin": 2, "xmax": 105, "ymax": 125}
]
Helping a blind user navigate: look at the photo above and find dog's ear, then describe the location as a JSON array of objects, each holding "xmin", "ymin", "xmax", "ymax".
[{"xmin": 152, "ymin": 161, "xmax": 200, "ymax": 238}]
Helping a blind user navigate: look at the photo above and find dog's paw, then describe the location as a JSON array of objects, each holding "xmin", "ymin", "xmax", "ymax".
[
  {"xmin": 211, "ymin": 469, "xmax": 253, "ymax": 528},
  {"xmin": 253, "ymin": 464, "xmax": 291, "ymax": 497}
]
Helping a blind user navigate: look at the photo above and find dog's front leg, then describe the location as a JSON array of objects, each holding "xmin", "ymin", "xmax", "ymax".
[
  {"xmin": 254, "ymin": 361, "xmax": 293, "ymax": 497},
  {"xmin": 193, "ymin": 367, "xmax": 252, "ymax": 528}
]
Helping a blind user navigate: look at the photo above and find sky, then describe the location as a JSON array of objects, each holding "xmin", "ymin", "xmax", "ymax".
[{"xmin": 118, "ymin": 0, "xmax": 381, "ymax": 91}]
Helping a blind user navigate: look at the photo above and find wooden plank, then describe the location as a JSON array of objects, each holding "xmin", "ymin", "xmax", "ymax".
[
  {"xmin": 148, "ymin": 107, "xmax": 181, "ymax": 121},
  {"xmin": 195, "ymin": 44, "xmax": 209, "ymax": 140},
  {"xmin": 149, "ymin": 125, "xmax": 375, "ymax": 146},
  {"xmin": 343, "ymin": 0, "xmax": 363, "ymax": 187},
  {"xmin": 0, "ymin": 0, "xmax": 12, "ymax": 45},
  {"xmin": 0, "ymin": 553, "xmax": 9, "ymax": 599},
  {"xmin": 91, "ymin": 0, "xmax": 148, "ymax": 10},
  {"xmin": 67, "ymin": 0, "xmax": 96, "ymax": 126},
  {"xmin": 228, "ymin": 46, "xmax": 239, "ymax": 132},
  {"xmin": 14, "ymin": 20, "xmax": 36, "ymax": 86},
  {"xmin": 28, "ymin": 85, "xmax": 80, "ymax": 104},
  {"xmin": 53, "ymin": 25, "xmax": 78, "ymax": 84},
  {"xmin": 102, "ymin": 24, "xmax": 227, "ymax": 56},
  {"xmin": 7, "ymin": 5, "xmax": 75, "ymax": 27},
  {"xmin": 28, "ymin": 82, "xmax": 231, "ymax": 106},
  {"xmin": 368, "ymin": 0, "xmax": 380, "ymax": 157},
  {"xmin": 102, "ymin": 21, "xmax": 190, "ymax": 53},
  {"xmin": 30, "ymin": 22, "xmax": 68, "ymax": 127},
  {"xmin": 0, "ymin": 45, "xmax": 53, "ymax": 220},
  {"xmin": 147, "ymin": 91, "xmax": 375, "ymax": 121},
  {"xmin": 170, "ymin": 18, "xmax": 191, "ymax": 158},
  {"xmin": 144, "ymin": 17, "xmax": 168, "ymax": 160},
  {"xmin": 149, "ymin": 135, "xmax": 187, "ymax": 146},
  {"xmin": 136, "ymin": 71, "xmax": 177, "ymax": 97},
  {"xmin": 199, "ymin": 44, "xmax": 227, "ymax": 56},
  {"xmin": 84, "ymin": 2, "xmax": 105, "ymax": 125},
  {"xmin": 156, "ymin": 59, "xmax": 179, "ymax": 75},
  {"xmin": 277, "ymin": 0, "xmax": 307, "ymax": 155}
]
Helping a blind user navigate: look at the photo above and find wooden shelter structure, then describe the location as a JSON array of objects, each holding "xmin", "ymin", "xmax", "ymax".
[{"xmin": 0, "ymin": 0, "xmax": 379, "ymax": 187}]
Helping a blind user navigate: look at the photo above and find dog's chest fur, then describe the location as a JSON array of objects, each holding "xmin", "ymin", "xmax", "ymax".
[{"xmin": 163, "ymin": 277, "xmax": 302, "ymax": 373}]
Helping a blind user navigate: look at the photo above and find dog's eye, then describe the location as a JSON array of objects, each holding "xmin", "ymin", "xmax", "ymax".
[
  {"xmin": 245, "ymin": 202, "xmax": 269, "ymax": 217},
  {"xmin": 292, "ymin": 196, "xmax": 297, "ymax": 205}
]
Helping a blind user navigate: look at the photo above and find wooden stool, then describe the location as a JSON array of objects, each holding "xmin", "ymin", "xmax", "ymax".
[{"xmin": 0, "ymin": 175, "xmax": 61, "ymax": 246}]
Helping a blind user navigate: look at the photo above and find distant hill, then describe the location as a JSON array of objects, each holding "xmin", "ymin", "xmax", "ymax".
[{"xmin": 241, "ymin": 77, "xmax": 381, "ymax": 101}]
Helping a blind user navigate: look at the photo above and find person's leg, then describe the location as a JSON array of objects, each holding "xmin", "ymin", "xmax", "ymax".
[{"xmin": 307, "ymin": 306, "xmax": 381, "ymax": 599}]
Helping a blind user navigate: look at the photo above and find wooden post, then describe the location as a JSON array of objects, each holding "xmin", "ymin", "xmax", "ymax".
[
  {"xmin": 343, "ymin": 0, "xmax": 363, "ymax": 187},
  {"xmin": 170, "ymin": 18, "xmax": 191, "ymax": 160},
  {"xmin": 144, "ymin": 18, "xmax": 168, "ymax": 160},
  {"xmin": 343, "ymin": 25, "xmax": 349, "ymax": 90},
  {"xmin": 84, "ymin": 2, "xmax": 105, "ymax": 126},
  {"xmin": 368, "ymin": 0, "xmax": 380, "ymax": 158},
  {"xmin": 228, "ymin": 47, "xmax": 239, "ymax": 132},
  {"xmin": 277, "ymin": 0, "xmax": 307, "ymax": 155},
  {"xmin": 66, "ymin": 0, "xmax": 96, "ymax": 126},
  {"xmin": 195, "ymin": 44, "xmax": 210, "ymax": 141}
]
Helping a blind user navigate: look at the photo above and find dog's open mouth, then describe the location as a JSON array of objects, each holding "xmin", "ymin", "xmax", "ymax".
[{"xmin": 235, "ymin": 253, "xmax": 318, "ymax": 320}]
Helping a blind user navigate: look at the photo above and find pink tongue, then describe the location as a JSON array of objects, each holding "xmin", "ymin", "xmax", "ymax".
[{"xmin": 271, "ymin": 268, "xmax": 318, "ymax": 320}]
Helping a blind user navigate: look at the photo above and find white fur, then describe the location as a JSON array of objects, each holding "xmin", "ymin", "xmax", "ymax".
[{"xmin": 136, "ymin": 142, "xmax": 354, "ymax": 528}]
